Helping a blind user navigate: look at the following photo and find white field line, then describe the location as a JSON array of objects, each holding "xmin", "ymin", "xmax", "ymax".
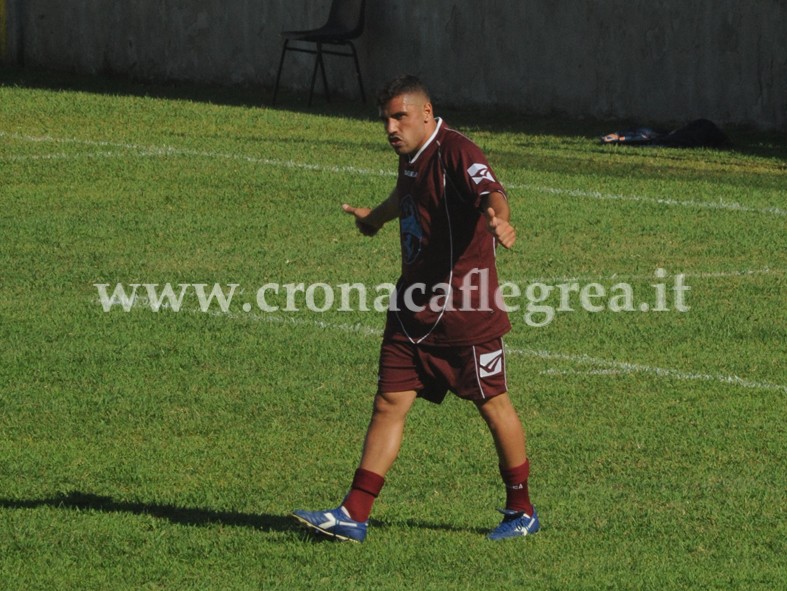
[
  {"xmin": 506, "ymin": 182, "xmax": 787, "ymax": 216},
  {"xmin": 540, "ymin": 368, "xmax": 626, "ymax": 376},
  {"xmin": 514, "ymin": 346, "xmax": 787, "ymax": 393},
  {"xmin": 2, "ymin": 131, "xmax": 785, "ymax": 217},
  {"xmin": 0, "ymin": 132, "xmax": 397, "ymax": 178},
  {"xmin": 199, "ymin": 307, "xmax": 787, "ymax": 394},
  {"xmin": 508, "ymin": 267, "xmax": 785, "ymax": 286},
  {"xmin": 0, "ymin": 151, "xmax": 124, "ymax": 162}
]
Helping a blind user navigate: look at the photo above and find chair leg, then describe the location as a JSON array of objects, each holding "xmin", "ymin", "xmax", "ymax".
[
  {"xmin": 319, "ymin": 46, "xmax": 331, "ymax": 103},
  {"xmin": 348, "ymin": 42, "xmax": 366, "ymax": 103},
  {"xmin": 308, "ymin": 44, "xmax": 320, "ymax": 106},
  {"xmin": 272, "ymin": 40, "xmax": 289, "ymax": 105},
  {"xmin": 309, "ymin": 43, "xmax": 331, "ymax": 106}
]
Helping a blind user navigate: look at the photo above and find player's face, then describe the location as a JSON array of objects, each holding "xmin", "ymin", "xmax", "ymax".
[{"xmin": 379, "ymin": 93, "xmax": 434, "ymax": 156}]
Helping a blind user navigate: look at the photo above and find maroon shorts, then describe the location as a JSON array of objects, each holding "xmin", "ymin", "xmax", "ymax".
[{"xmin": 377, "ymin": 336, "xmax": 508, "ymax": 404}]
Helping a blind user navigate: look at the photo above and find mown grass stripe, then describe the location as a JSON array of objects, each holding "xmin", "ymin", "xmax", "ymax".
[
  {"xmin": 3, "ymin": 130, "xmax": 784, "ymax": 217},
  {"xmin": 189, "ymin": 308, "xmax": 787, "ymax": 394}
]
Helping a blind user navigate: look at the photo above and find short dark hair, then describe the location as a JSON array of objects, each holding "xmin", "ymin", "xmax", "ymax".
[{"xmin": 376, "ymin": 75, "xmax": 431, "ymax": 108}]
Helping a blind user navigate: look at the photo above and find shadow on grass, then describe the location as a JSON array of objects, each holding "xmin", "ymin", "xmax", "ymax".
[
  {"xmin": 7, "ymin": 64, "xmax": 785, "ymax": 161},
  {"xmin": 0, "ymin": 64, "xmax": 622, "ymax": 139},
  {"xmin": 0, "ymin": 64, "xmax": 373, "ymax": 123},
  {"xmin": 0, "ymin": 491, "xmax": 487, "ymax": 537},
  {"xmin": 0, "ymin": 491, "xmax": 293, "ymax": 532}
]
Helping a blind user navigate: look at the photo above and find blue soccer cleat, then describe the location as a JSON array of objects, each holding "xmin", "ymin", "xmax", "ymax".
[
  {"xmin": 487, "ymin": 507, "xmax": 540, "ymax": 540},
  {"xmin": 291, "ymin": 506, "xmax": 368, "ymax": 543}
]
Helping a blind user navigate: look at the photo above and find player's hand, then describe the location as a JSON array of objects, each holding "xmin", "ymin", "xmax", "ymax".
[
  {"xmin": 342, "ymin": 203, "xmax": 381, "ymax": 237},
  {"xmin": 484, "ymin": 207, "xmax": 516, "ymax": 249}
]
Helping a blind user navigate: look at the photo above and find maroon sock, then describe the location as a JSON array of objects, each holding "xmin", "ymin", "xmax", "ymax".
[
  {"xmin": 500, "ymin": 460, "xmax": 534, "ymax": 515},
  {"xmin": 341, "ymin": 468, "xmax": 385, "ymax": 522}
]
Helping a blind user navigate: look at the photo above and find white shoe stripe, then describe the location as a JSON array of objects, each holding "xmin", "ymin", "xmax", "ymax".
[
  {"xmin": 317, "ymin": 513, "xmax": 337, "ymax": 529},
  {"xmin": 317, "ymin": 512, "xmax": 358, "ymax": 531}
]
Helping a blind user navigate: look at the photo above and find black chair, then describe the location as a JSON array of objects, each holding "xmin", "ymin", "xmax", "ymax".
[{"xmin": 272, "ymin": 0, "xmax": 366, "ymax": 106}]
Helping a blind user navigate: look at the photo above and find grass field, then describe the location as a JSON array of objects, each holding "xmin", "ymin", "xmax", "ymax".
[{"xmin": 1, "ymin": 68, "xmax": 785, "ymax": 590}]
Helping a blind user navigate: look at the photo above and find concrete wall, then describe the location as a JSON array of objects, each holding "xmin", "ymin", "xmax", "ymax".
[{"xmin": 4, "ymin": 0, "xmax": 786, "ymax": 130}]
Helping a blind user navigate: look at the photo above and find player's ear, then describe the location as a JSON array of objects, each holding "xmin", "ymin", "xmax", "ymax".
[{"xmin": 423, "ymin": 100, "xmax": 433, "ymax": 122}]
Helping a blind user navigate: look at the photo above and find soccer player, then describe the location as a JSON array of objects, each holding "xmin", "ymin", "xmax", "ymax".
[{"xmin": 292, "ymin": 75, "xmax": 538, "ymax": 542}]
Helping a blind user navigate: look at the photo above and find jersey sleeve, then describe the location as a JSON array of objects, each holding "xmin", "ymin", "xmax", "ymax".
[{"xmin": 440, "ymin": 132, "xmax": 507, "ymax": 209}]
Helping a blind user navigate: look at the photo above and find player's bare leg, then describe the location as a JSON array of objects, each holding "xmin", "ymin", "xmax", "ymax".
[
  {"xmin": 474, "ymin": 393, "xmax": 527, "ymax": 468},
  {"xmin": 476, "ymin": 392, "xmax": 540, "ymax": 539},
  {"xmin": 291, "ymin": 390, "xmax": 418, "ymax": 542},
  {"xmin": 358, "ymin": 389, "xmax": 419, "ymax": 476}
]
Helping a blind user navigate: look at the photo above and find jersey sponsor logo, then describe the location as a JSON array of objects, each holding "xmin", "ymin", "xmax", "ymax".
[
  {"xmin": 467, "ymin": 163, "xmax": 496, "ymax": 185},
  {"xmin": 399, "ymin": 194, "xmax": 423, "ymax": 264},
  {"xmin": 478, "ymin": 349, "xmax": 504, "ymax": 378}
]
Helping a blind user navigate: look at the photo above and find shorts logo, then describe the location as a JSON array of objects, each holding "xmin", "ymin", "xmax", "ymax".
[
  {"xmin": 478, "ymin": 349, "xmax": 504, "ymax": 378},
  {"xmin": 467, "ymin": 163, "xmax": 495, "ymax": 185}
]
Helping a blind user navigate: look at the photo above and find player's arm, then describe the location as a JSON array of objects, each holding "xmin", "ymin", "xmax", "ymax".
[
  {"xmin": 342, "ymin": 188, "xmax": 400, "ymax": 237},
  {"xmin": 481, "ymin": 191, "xmax": 516, "ymax": 249}
]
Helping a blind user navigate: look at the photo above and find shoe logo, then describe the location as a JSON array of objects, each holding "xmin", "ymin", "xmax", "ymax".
[
  {"xmin": 478, "ymin": 349, "xmax": 504, "ymax": 378},
  {"xmin": 467, "ymin": 163, "xmax": 495, "ymax": 185},
  {"xmin": 317, "ymin": 512, "xmax": 358, "ymax": 530}
]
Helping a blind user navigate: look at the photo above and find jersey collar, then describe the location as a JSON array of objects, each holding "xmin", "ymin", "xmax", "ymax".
[{"xmin": 408, "ymin": 118, "xmax": 443, "ymax": 164}]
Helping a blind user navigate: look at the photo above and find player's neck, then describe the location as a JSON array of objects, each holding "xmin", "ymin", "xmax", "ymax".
[{"xmin": 408, "ymin": 118, "xmax": 442, "ymax": 162}]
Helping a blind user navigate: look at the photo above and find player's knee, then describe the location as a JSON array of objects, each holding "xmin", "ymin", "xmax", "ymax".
[
  {"xmin": 373, "ymin": 390, "xmax": 415, "ymax": 418},
  {"xmin": 476, "ymin": 393, "xmax": 514, "ymax": 424}
]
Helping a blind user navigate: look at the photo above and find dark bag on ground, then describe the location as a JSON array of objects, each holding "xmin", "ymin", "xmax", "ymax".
[{"xmin": 601, "ymin": 119, "xmax": 730, "ymax": 148}]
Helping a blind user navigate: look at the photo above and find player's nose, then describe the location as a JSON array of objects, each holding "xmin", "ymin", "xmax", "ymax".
[{"xmin": 384, "ymin": 118, "xmax": 398, "ymax": 135}]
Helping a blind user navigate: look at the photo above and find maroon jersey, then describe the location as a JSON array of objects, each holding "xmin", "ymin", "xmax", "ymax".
[{"xmin": 387, "ymin": 118, "xmax": 512, "ymax": 346}]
